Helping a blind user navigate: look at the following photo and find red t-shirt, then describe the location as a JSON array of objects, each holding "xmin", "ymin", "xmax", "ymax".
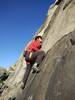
[{"xmin": 27, "ymin": 40, "xmax": 42, "ymax": 52}]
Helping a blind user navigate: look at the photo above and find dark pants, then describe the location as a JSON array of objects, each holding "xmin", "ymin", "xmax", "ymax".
[{"xmin": 22, "ymin": 50, "xmax": 45, "ymax": 88}]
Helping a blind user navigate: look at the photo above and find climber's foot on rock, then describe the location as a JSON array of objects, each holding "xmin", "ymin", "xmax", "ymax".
[
  {"xmin": 20, "ymin": 82, "xmax": 25, "ymax": 90},
  {"xmin": 32, "ymin": 67, "xmax": 40, "ymax": 73}
]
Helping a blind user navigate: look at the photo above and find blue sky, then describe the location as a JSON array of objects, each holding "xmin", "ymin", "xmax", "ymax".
[{"xmin": 0, "ymin": 0, "xmax": 55, "ymax": 68}]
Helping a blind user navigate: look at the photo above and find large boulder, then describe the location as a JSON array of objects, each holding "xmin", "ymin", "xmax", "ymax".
[{"xmin": 16, "ymin": 30, "xmax": 75, "ymax": 100}]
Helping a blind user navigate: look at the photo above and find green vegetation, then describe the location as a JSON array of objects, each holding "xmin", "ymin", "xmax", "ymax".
[{"xmin": 0, "ymin": 72, "xmax": 9, "ymax": 88}]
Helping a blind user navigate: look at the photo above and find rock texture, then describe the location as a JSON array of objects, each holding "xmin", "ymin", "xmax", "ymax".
[
  {"xmin": 0, "ymin": 0, "xmax": 75, "ymax": 100},
  {"xmin": 17, "ymin": 30, "xmax": 75, "ymax": 100}
]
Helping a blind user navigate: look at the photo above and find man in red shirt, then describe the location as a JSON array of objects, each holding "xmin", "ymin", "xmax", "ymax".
[{"xmin": 21, "ymin": 35, "xmax": 45, "ymax": 89}]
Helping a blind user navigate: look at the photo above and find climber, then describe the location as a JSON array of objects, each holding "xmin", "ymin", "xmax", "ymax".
[{"xmin": 21, "ymin": 35, "xmax": 45, "ymax": 89}]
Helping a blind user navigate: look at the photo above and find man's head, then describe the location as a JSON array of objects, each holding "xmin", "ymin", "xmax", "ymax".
[{"xmin": 34, "ymin": 36, "xmax": 42, "ymax": 43}]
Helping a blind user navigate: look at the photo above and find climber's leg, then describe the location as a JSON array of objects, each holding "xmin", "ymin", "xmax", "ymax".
[
  {"xmin": 21, "ymin": 63, "xmax": 32, "ymax": 89},
  {"xmin": 31, "ymin": 50, "xmax": 45, "ymax": 72}
]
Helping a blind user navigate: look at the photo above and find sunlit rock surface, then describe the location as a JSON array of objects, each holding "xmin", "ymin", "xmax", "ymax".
[{"xmin": 17, "ymin": 30, "xmax": 75, "ymax": 100}]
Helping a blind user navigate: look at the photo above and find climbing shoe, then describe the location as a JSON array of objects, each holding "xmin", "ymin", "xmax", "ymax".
[
  {"xmin": 20, "ymin": 82, "xmax": 25, "ymax": 89},
  {"xmin": 32, "ymin": 63, "xmax": 40, "ymax": 73}
]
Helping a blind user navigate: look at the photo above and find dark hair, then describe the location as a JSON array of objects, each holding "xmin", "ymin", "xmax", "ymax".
[{"xmin": 35, "ymin": 36, "xmax": 42, "ymax": 40}]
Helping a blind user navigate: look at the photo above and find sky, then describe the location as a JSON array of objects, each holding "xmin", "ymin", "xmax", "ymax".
[{"xmin": 0, "ymin": 0, "xmax": 55, "ymax": 68}]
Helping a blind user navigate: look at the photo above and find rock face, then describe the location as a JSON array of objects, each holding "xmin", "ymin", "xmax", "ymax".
[
  {"xmin": 17, "ymin": 30, "xmax": 75, "ymax": 100},
  {"xmin": 1, "ymin": 0, "xmax": 75, "ymax": 100}
]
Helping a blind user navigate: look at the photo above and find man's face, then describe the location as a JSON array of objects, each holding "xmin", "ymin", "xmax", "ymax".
[{"xmin": 38, "ymin": 38, "xmax": 42, "ymax": 43}]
